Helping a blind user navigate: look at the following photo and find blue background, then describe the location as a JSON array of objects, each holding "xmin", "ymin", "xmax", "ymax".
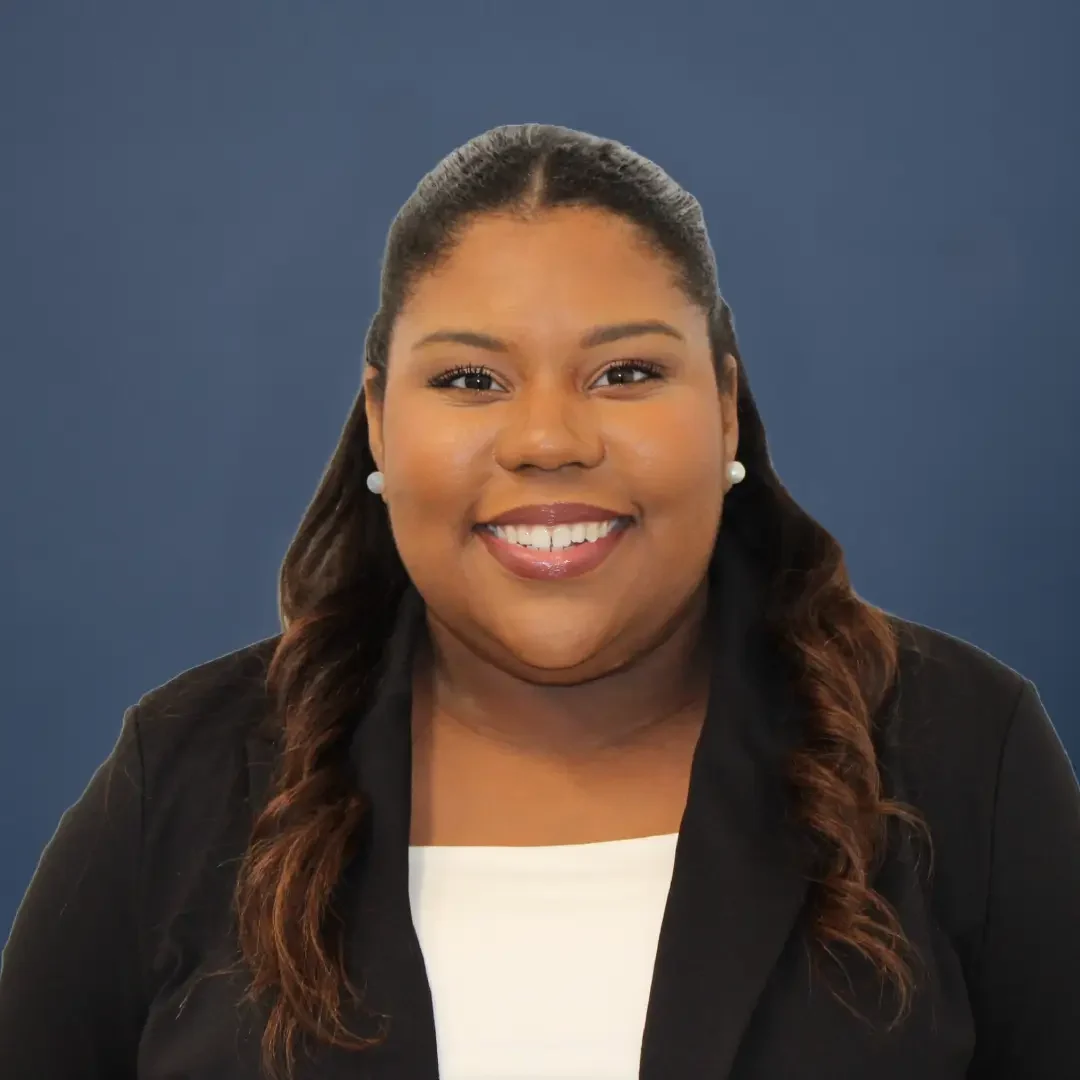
[{"xmin": 2, "ymin": 0, "xmax": 1077, "ymax": 942}]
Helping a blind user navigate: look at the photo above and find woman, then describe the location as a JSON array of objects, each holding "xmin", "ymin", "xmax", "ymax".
[{"xmin": 1, "ymin": 123, "xmax": 1077, "ymax": 1080}]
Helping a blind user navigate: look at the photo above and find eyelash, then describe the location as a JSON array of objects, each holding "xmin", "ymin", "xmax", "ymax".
[{"xmin": 427, "ymin": 360, "xmax": 666, "ymax": 392}]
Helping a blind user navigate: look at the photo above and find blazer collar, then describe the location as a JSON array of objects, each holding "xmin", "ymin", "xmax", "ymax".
[
  {"xmin": 248, "ymin": 527, "xmax": 813, "ymax": 1078},
  {"xmin": 638, "ymin": 528, "xmax": 813, "ymax": 1076}
]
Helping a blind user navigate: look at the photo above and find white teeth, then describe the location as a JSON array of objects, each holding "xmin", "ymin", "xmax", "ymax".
[
  {"xmin": 492, "ymin": 518, "xmax": 623, "ymax": 552},
  {"xmin": 551, "ymin": 525, "xmax": 573, "ymax": 550},
  {"xmin": 528, "ymin": 525, "xmax": 551, "ymax": 550}
]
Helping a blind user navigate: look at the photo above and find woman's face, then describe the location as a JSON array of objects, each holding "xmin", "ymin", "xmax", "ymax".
[{"xmin": 366, "ymin": 207, "xmax": 738, "ymax": 683}]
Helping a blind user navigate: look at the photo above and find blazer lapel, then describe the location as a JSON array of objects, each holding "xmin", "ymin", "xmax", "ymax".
[
  {"xmin": 639, "ymin": 529, "xmax": 813, "ymax": 1079},
  {"xmin": 244, "ymin": 588, "xmax": 439, "ymax": 1079},
  {"xmin": 336, "ymin": 584, "xmax": 441, "ymax": 1076}
]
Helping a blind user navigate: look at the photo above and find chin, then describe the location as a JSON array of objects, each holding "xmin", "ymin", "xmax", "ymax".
[{"xmin": 480, "ymin": 604, "xmax": 624, "ymax": 683}]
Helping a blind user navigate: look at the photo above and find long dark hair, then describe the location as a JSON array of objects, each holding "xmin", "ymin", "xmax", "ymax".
[{"xmin": 234, "ymin": 123, "xmax": 929, "ymax": 1078}]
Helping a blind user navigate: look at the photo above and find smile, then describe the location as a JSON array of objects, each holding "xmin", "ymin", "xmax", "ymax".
[
  {"xmin": 474, "ymin": 509, "xmax": 634, "ymax": 581},
  {"xmin": 487, "ymin": 518, "xmax": 626, "ymax": 551}
]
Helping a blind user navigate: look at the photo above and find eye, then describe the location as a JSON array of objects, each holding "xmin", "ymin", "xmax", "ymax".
[
  {"xmin": 428, "ymin": 364, "xmax": 506, "ymax": 393},
  {"xmin": 591, "ymin": 360, "xmax": 665, "ymax": 389}
]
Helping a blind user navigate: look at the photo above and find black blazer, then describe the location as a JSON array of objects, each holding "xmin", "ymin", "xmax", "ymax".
[{"xmin": 2, "ymin": 532, "xmax": 1078, "ymax": 1079}]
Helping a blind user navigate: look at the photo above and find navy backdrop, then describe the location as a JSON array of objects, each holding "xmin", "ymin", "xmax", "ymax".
[{"xmin": 2, "ymin": 1, "xmax": 1077, "ymax": 943}]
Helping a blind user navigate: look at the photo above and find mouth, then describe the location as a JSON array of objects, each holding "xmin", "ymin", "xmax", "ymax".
[{"xmin": 473, "ymin": 504, "xmax": 635, "ymax": 581}]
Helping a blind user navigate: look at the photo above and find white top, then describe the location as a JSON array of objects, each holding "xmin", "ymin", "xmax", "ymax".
[{"xmin": 408, "ymin": 833, "xmax": 679, "ymax": 1079}]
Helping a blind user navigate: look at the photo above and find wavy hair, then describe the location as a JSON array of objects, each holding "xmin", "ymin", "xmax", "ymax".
[{"xmin": 233, "ymin": 123, "xmax": 930, "ymax": 1078}]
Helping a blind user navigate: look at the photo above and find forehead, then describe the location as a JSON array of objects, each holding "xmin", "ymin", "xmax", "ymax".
[{"xmin": 394, "ymin": 208, "xmax": 696, "ymax": 341}]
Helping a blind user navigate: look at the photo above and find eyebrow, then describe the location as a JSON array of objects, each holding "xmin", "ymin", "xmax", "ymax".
[{"xmin": 411, "ymin": 319, "xmax": 686, "ymax": 353}]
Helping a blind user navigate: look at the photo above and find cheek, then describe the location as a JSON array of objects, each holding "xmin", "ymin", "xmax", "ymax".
[
  {"xmin": 608, "ymin": 396, "xmax": 726, "ymax": 531},
  {"xmin": 379, "ymin": 392, "xmax": 493, "ymax": 559}
]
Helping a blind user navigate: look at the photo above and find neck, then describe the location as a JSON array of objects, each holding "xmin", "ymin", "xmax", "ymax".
[{"xmin": 415, "ymin": 585, "xmax": 711, "ymax": 766}]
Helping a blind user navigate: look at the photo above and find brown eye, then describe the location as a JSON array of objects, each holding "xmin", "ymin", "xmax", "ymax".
[
  {"xmin": 456, "ymin": 370, "xmax": 496, "ymax": 391},
  {"xmin": 592, "ymin": 361, "xmax": 664, "ymax": 388},
  {"xmin": 428, "ymin": 365, "xmax": 506, "ymax": 392}
]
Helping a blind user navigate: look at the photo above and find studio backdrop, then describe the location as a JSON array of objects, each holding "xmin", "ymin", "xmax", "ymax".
[{"xmin": 2, "ymin": 0, "xmax": 1077, "ymax": 943}]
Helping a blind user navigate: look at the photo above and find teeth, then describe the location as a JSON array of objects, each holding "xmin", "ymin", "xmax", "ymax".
[
  {"xmin": 528, "ymin": 525, "xmax": 550, "ymax": 550},
  {"xmin": 551, "ymin": 525, "xmax": 573, "ymax": 550},
  {"xmin": 492, "ymin": 518, "xmax": 622, "ymax": 552}
]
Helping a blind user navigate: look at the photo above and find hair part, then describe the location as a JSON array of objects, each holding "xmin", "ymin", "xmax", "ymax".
[{"xmin": 232, "ymin": 123, "xmax": 931, "ymax": 1079}]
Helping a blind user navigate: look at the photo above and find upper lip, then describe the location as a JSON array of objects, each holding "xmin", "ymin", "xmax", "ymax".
[{"xmin": 480, "ymin": 502, "xmax": 632, "ymax": 527}]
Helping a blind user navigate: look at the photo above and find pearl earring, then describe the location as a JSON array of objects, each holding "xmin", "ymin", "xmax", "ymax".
[
  {"xmin": 366, "ymin": 470, "xmax": 385, "ymax": 495},
  {"xmin": 726, "ymin": 460, "xmax": 745, "ymax": 485}
]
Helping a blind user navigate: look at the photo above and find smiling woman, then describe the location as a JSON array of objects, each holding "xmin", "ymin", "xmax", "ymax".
[{"xmin": 1, "ymin": 123, "xmax": 1078, "ymax": 1080}]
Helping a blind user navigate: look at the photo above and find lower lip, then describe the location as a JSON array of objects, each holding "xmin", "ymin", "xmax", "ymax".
[{"xmin": 476, "ymin": 523, "xmax": 631, "ymax": 581}]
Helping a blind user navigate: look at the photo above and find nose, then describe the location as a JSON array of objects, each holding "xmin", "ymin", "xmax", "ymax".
[{"xmin": 493, "ymin": 379, "xmax": 605, "ymax": 473}]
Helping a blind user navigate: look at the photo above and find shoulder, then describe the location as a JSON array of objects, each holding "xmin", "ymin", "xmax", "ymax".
[
  {"xmin": 128, "ymin": 634, "xmax": 282, "ymax": 798},
  {"xmin": 888, "ymin": 613, "xmax": 1029, "ymax": 742},
  {"xmin": 134, "ymin": 633, "xmax": 281, "ymax": 720},
  {"xmin": 117, "ymin": 636, "xmax": 285, "ymax": 932},
  {"xmin": 882, "ymin": 612, "xmax": 1033, "ymax": 844}
]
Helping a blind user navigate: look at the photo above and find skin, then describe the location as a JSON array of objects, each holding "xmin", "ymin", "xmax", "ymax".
[{"xmin": 364, "ymin": 206, "xmax": 741, "ymax": 844}]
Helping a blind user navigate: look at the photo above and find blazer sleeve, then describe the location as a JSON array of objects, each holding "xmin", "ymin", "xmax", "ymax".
[
  {"xmin": 968, "ymin": 680, "xmax": 1080, "ymax": 1077},
  {"xmin": 0, "ymin": 704, "xmax": 146, "ymax": 1077}
]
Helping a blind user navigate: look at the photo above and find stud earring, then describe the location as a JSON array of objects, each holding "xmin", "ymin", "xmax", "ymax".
[
  {"xmin": 726, "ymin": 460, "xmax": 746, "ymax": 485},
  {"xmin": 366, "ymin": 470, "xmax": 385, "ymax": 495}
]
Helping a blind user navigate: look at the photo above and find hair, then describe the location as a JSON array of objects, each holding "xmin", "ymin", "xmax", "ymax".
[{"xmin": 234, "ymin": 123, "xmax": 931, "ymax": 1078}]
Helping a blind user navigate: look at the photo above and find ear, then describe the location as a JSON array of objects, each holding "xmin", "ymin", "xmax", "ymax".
[
  {"xmin": 717, "ymin": 352, "xmax": 740, "ymax": 459},
  {"xmin": 363, "ymin": 366, "xmax": 386, "ymax": 472}
]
